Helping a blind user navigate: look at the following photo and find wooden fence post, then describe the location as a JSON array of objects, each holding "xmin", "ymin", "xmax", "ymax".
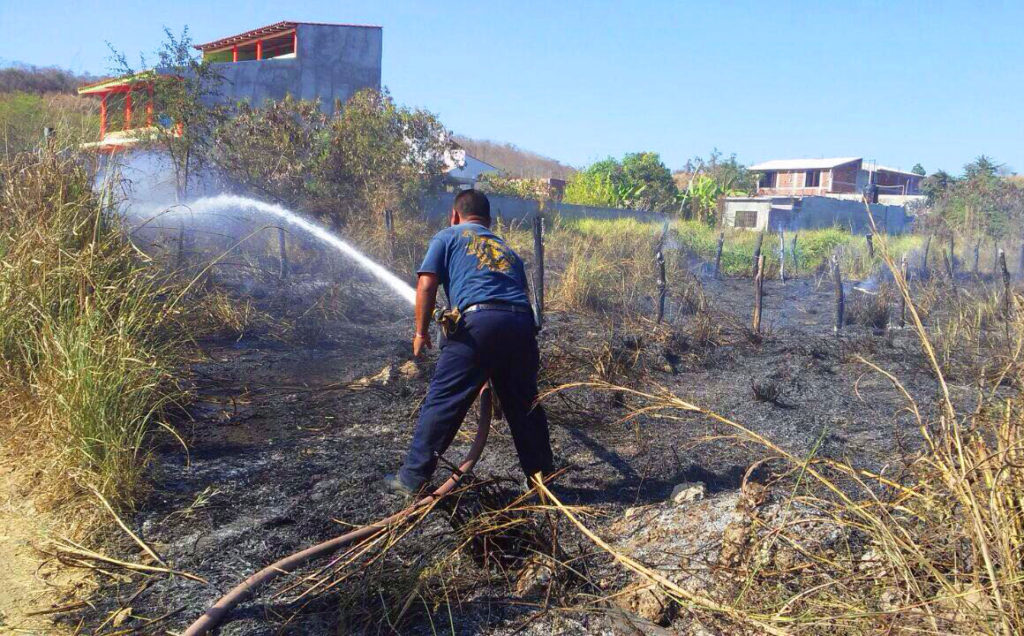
[
  {"xmin": 713, "ymin": 231, "xmax": 725, "ymax": 279},
  {"xmin": 832, "ymin": 254, "xmax": 844, "ymax": 334},
  {"xmin": 655, "ymin": 220, "xmax": 669, "ymax": 323},
  {"xmin": 753, "ymin": 253, "xmax": 764, "ymax": 334},
  {"xmin": 656, "ymin": 250, "xmax": 667, "ymax": 323},
  {"xmin": 278, "ymin": 227, "xmax": 289, "ymax": 280},
  {"xmin": 947, "ymin": 235, "xmax": 955, "ymax": 278},
  {"xmin": 752, "ymin": 230, "xmax": 764, "ymax": 277},
  {"xmin": 778, "ymin": 229, "xmax": 786, "ymax": 283},
  {"xmin": 899, "ymin": 254, "xmax": 909, "ymax": 328},
  {"xmin": 1000, "ymin": 249, "xmax": 1012, "ymax": 317},
  {"xmin": 866, "ymin": 233, "xmax": 874, "ymax": 259},
  {"xmin": 532, "ymin": 214, "xmax": 545, "ymax": 327},
  {"xmin": 972, "ymin": 240, "xmax": 980, "ymax": 275},
  {"xmin": 922, "ymin": 235, "xmax": 932, "ymax": 279},
  {"xmin": 384, "ymin": 208, "xmax": 395, "ymax": 262},
  {"xmin": 790, "ymin": 231, "xmax": 799, "ymax": 273},
  {"xmin": 993, "ymin": 242, "xmax": 999, "ymax": 274}
]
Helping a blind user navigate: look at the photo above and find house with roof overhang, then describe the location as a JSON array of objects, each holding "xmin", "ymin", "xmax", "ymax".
[
  {"xmin": 750, "ymin": 157, "xmax": 924, "ymax": 198},
  {"xmin": 77, "ymin": 21, "xmax": 382, "ymax": 150}
]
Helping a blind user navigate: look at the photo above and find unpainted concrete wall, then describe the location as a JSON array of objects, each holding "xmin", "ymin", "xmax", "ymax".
[
  {"xmin": 721, "ymin": 199, "xmax": 773, "ymax": 231},
  {"xmin": 792, "ymin": 196, "xmax": 909, "ymax": 233},
  {"xmin": 423, "ymin": 192, "xmax": 664, "ymax": 223},
  {"xmin": 722, "ymin": 196, "xmax": 911, "ymax": 234},
  {"xmin": 207, "ymin": 24, "xmax": 382, "ymax": 116}
]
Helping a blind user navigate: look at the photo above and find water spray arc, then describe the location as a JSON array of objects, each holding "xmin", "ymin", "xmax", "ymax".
[{"xmin": 184, "ymin": 194, "xmax": 417, "ymax": 305}]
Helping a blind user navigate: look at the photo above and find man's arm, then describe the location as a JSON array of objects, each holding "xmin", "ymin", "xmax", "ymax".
[{"xmin": 413, "ymin": 273, "xmax": 439, "ymax": 357}]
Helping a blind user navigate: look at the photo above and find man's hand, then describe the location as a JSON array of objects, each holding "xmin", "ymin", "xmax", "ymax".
[{"xmin": 413, "ymin": 332, "xmax": 432, "ymax": 357}]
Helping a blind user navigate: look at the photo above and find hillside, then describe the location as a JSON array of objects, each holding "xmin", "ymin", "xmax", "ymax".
[{"xmin": 454, "ymin": 135, "xmax": 575, "ymax": 180}]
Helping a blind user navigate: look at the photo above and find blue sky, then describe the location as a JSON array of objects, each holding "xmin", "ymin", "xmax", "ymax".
[{"xmin": 1, "ymin": 1, "xmax": 1020, "ymax": 174}]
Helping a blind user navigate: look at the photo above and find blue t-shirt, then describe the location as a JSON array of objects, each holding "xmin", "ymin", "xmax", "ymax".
[{"xmin": 418, "ymin": 222, "xmax": 531, "ymax": 310}]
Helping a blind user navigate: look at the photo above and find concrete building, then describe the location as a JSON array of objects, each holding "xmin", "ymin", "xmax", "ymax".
[
  {"xmin": 721, "ymin": 195, "xmax": 911, "ymax": 234},
  {"xmin": 78, "ymin": 21, "xmax": 382, "ymax": 150},
  {"xmin": 751, "ymin": 157, "xmax": 924, "ymax": 199}
]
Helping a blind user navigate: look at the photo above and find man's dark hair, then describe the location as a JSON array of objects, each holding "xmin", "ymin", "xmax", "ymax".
[{"xmin": 454, "ymin": 189, "xmax": 491, "ymax": 220}]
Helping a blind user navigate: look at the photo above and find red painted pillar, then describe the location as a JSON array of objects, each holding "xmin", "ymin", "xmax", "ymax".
[
  {"xmin": 124, "ymin": 91, "xmax": 132, "ymax": 130},
  {"xmin": 99, "ymin": 93, "xmax": 107, "ymax": 139},
  {"xmin": 292, "ymin": 31, "xmax": 297, "ymax": 54},
  {"xmin": 256, "ymin": 39, "xmax": 263, "ymax": 60},
  {"xmin": 232, "ymin": 45, "xmax": 238, "ymax": 62},
  {"xmin": 146, "ymin": 84, "xmax": 153, "ymax": 126}
]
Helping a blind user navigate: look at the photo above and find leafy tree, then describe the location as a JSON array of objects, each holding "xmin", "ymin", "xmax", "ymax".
[
  {"xmin": 212, "ymin": 96, "xmax": 329, "ymax": 209},
  {"xmin": 109, "ymin": 27, "xmax": 226, "ymax": 200},
  {"xmin": 563, "ymin": 168, "xmax": 619, "ymax": 207},
  {"xmin": 213, "ymin": 89, "xmax": 450, "ymax": 229},
  {"xmin": 675, "ymin": 149, "xmax": 754, "ymax": 223},
  {"xmin": 563, "ymin": 152, "xmax": 678, "ymax": 212},
  {"xmin": 912, "ymin": 163, "xmax": 926, "ymax": 176},
  {"xmin": 963, "ymin": 155, "xmax": 1001, "ymax": 181},
  {"xmin": 322, "ymin": 88, "xmax": 450, "ymax": 226},
  {"xmin": 679, "ymin": 174, "xmax": 744, "ymax": 225},
  {"xmin": 922, "ymin": 169, "xmax": 955, "ymax": 202},
  {"xmin": 924, "ymin": 157, "xmax": 1024, "ymax": 240},
  {"xmin": 621, "ymin": 152, "xmax": 677, "ymax": 212}
]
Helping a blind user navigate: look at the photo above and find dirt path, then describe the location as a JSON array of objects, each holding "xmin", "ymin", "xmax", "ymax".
[{"xmin": 0, "ymin": 466, "xmax": 89, "ymax": 634}]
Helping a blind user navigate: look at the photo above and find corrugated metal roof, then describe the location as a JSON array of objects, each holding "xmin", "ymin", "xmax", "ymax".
[
  {"xmin": 194, "ymin": 21, "xmax": 381, "ymax": 52},
  {"xmin": 749, "ymin": 157, "xmax": 862, "ymax": 171},
  {"xmin": 868, "ymin": 164, "xmax": 923, "ymax": 178}
]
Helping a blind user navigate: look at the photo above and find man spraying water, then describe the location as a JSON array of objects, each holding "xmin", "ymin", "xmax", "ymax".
[{"xmin": 384, "ymin": 189, "xmax": 553, "ymax": 495}]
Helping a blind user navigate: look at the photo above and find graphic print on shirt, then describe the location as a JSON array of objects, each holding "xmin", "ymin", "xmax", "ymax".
[{"xmin": 463, "ymin": 229, "xmax": 515, "ymax": 273}]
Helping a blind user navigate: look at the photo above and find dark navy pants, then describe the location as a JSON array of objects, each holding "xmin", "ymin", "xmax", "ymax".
[{"xmin": 398, "ymin": 309, "xmax": 553, "ymax": 488}]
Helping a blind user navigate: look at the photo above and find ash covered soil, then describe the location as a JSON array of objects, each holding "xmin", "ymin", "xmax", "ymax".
[{"xmin": 65, "ymin": 273, "xmax": 977, "ymax": 635}]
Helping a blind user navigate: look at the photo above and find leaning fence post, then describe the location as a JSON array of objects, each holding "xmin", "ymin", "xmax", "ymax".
[
  {"xmin": 866, "ymin": 233, "xmax": 874, "ymax": 259},
  {"xmin": 790, "ymin": 231, "xmax": 799, "ymax": 274},
  {"xmin": 752, "ymin": 230, "xmax": 764, "ymax": 277},
  {"xmin": 922, "ymin": 234, "xmax": 932, "ymax": 279},
  {"xmin": 532, "ymin": 214, "xmax": 545, "ymax": 326},
  {"xmin": 992, "ymin": 242, "xmax": 999, "ymax": 275},
  {"xmin": 713, "ymin": 231, "xmax": 725, "ymax": 278},
  {"xmin": 899, "ymin": 254, "xmax": 909, "ymax": 328},
  {"xmin": 972, "ymin": 240, "xmax": 980, "ymax": 275},
  {"xmin": 832, "ymin": 254, "xmax": 844, "ymax": 334},
  {"xmin": 278, "ymin": 227, "xmax": 289, "ymax": 280},
  {"xmin": 753, "ymin": 253, "xmax": 765, "ymax": 334}
]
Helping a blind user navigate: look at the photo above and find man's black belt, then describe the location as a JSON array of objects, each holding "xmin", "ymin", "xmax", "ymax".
[{"xmin": 463, "ymin": 302, "xmax": 532, "ymax": 314}]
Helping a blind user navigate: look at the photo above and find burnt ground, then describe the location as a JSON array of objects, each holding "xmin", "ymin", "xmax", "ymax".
[{"xmin": 58, "ymin": 271, "xmax": 993, "ymax": 635}]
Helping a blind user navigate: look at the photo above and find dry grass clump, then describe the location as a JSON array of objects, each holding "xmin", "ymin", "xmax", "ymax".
[{"xmin": 0, "ymin": 151, "xmax": 185, "ymax": 510}]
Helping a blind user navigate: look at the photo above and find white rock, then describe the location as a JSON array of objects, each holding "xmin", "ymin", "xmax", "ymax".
[{"xmin": 670, "ymin": 481, "xmax": 706, "ymax": 505}]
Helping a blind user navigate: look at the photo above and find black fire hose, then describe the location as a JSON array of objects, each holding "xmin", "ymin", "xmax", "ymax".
[{"xmin": 182, "ymin": 386, "xmax": 493, "ymax": 636}]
